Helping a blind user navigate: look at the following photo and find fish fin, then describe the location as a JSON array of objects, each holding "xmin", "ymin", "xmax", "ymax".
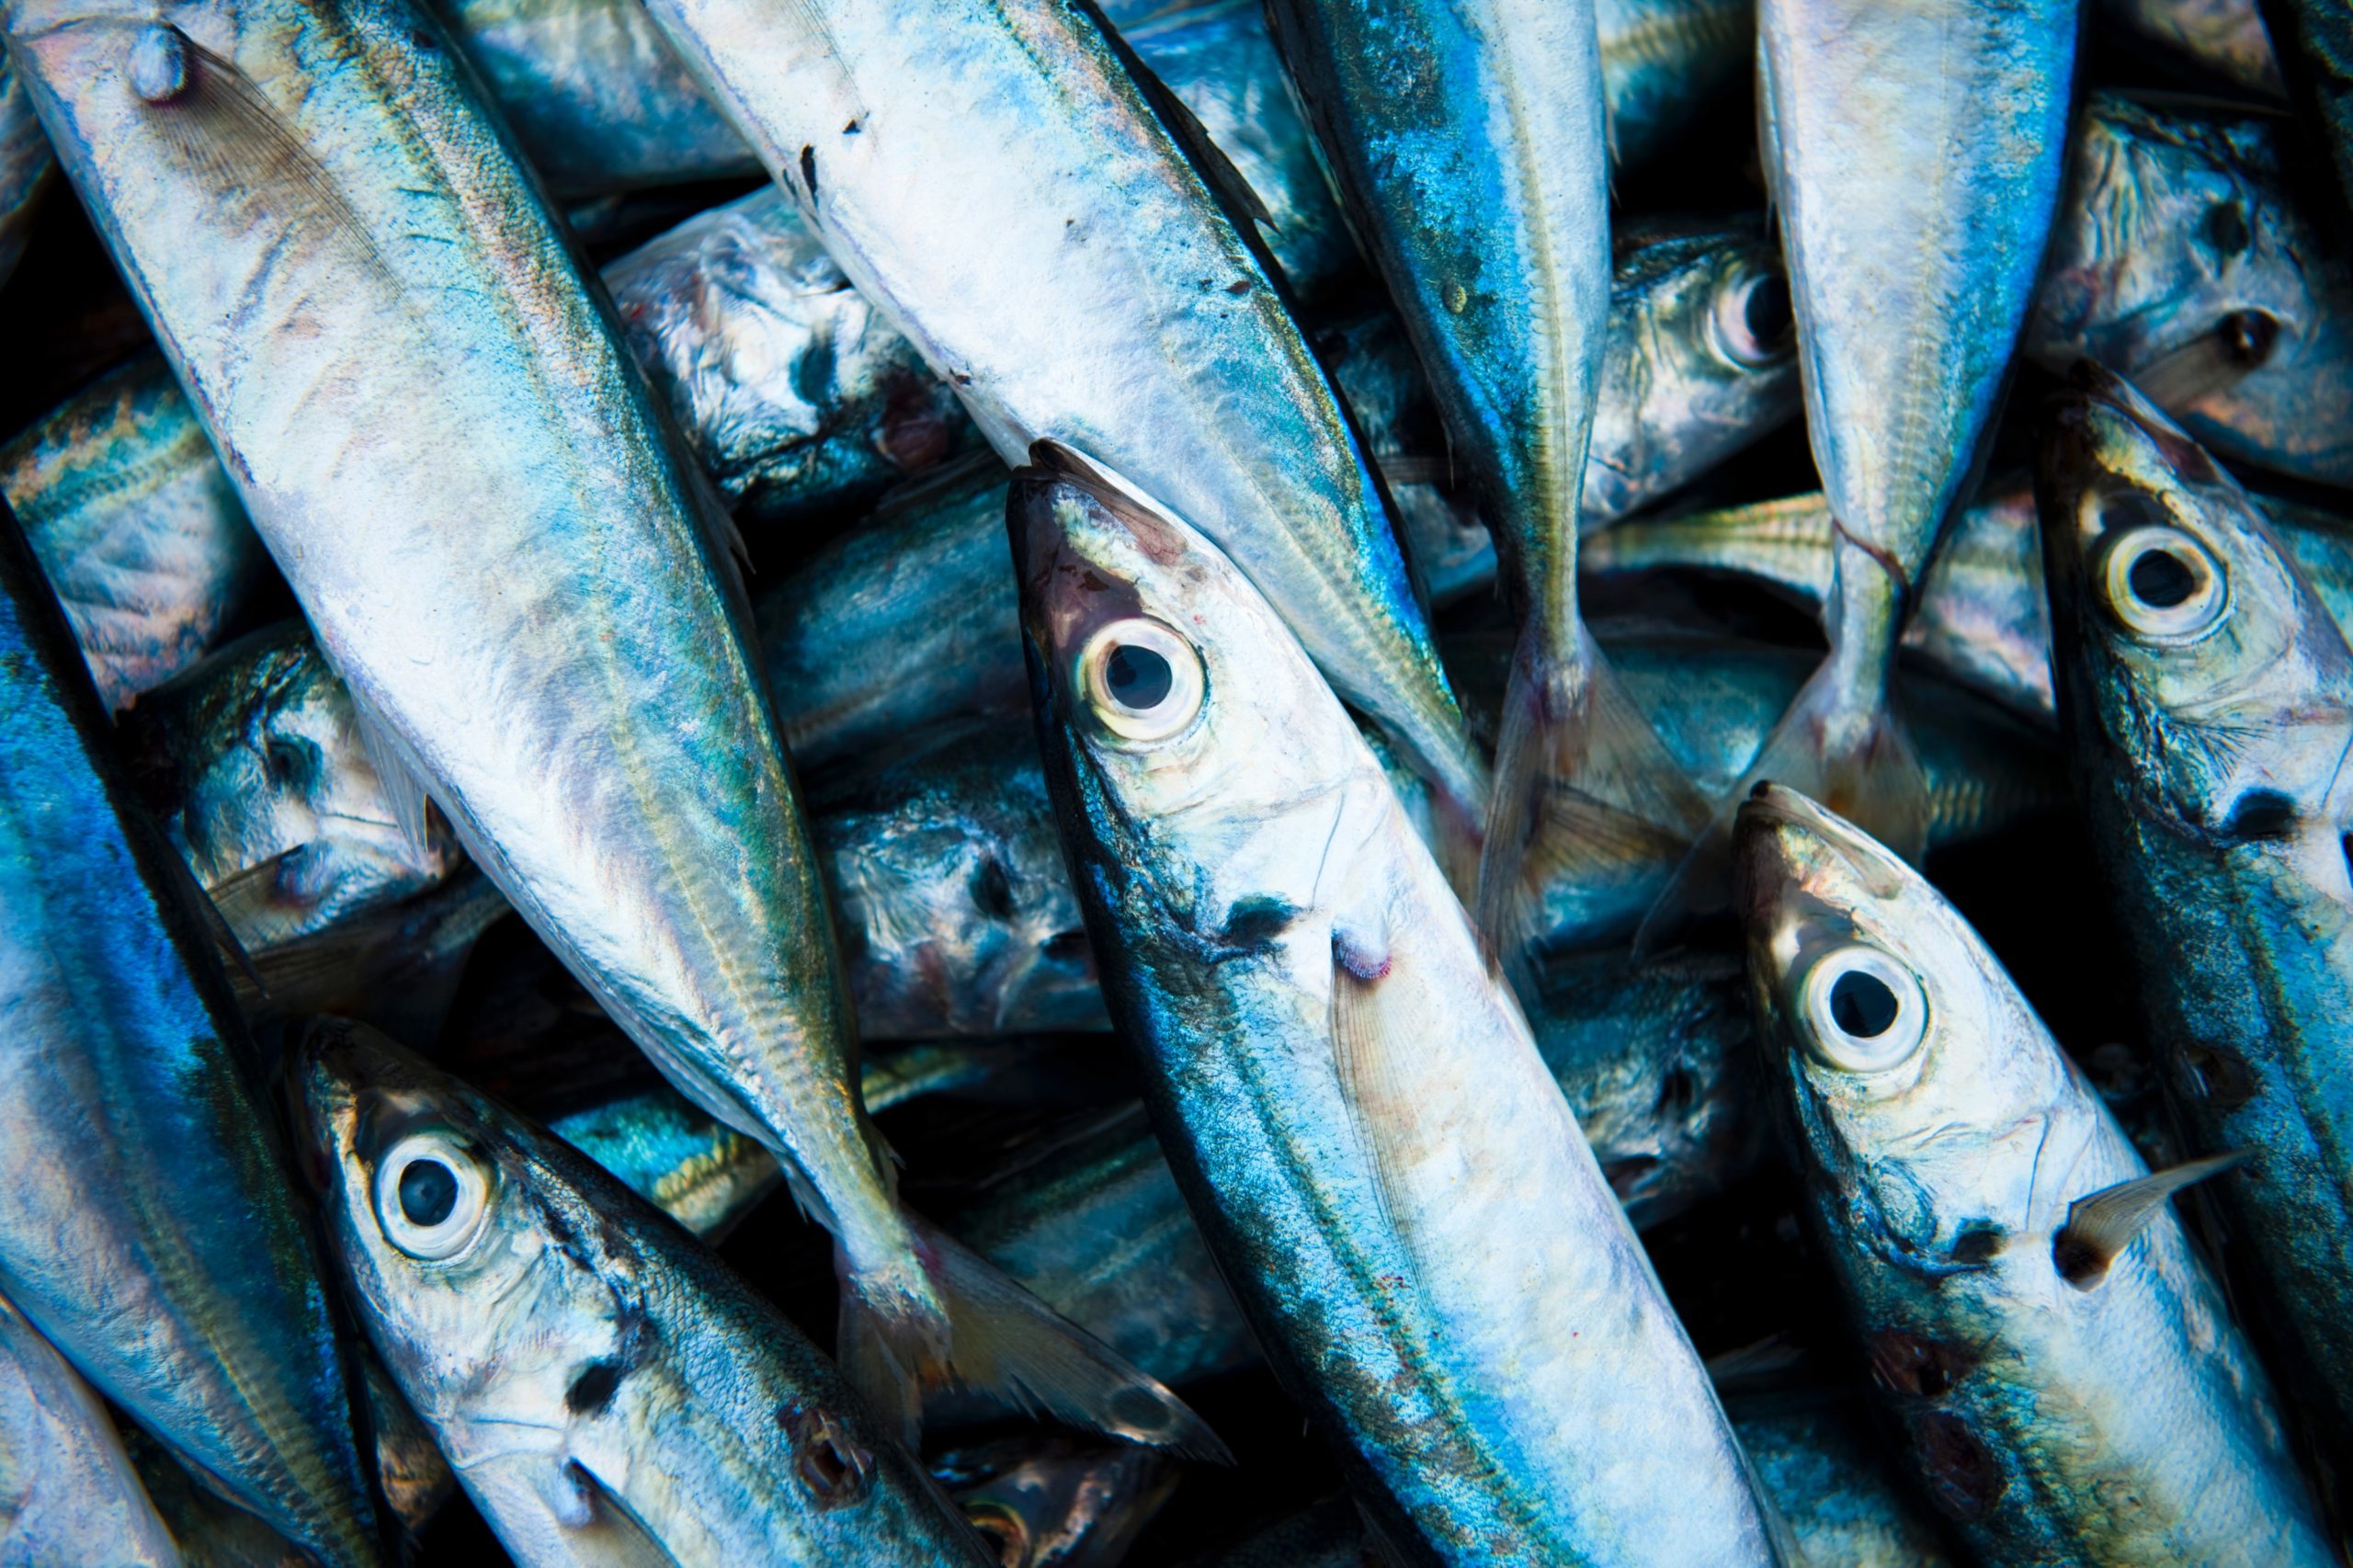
[
  {"xmin": 1635, "ymin": 655, "xmax": 1926, "ymax": 957},
  {"xmin": 2052, "ymin": 1152, "xmax": 2247, "ymax": 1289},
  {"xmin": 1703, "ymin": 1333, "xmax": 1811, "ymax": 1395},
  {"xmin": 135, "ymin": 25, "xmax": 398, "ymax": 293},
  {"xmin": 1477, "ymin": 628, "xmax": 1708, "ymax": 964},
  {"xmin": 244, "ymin": 875, "xmax": 506, "ymax": 1040},
  {"xmin": 341, "ymin": 685, "xmax": 443, "ymax": 863},
  {"xmin": 2131, "ymin": 315, "xmax": 2280, "ymax": 411},
  {"xmin": 1328, "ymin": 943, "xmax": 1415, "ymax": 1244},
  {"xmin": 459, "ymin": 1450, "xmax": 673, "ymax": 1568},
  {"xmin": 894, "ymin": 1213, "xmax": 1231, "ymax": 1462},
  {"xmin": 1373, "ymin": 453, "xmax": 1456, "ymax": 491},
  {"xmin": 1120, "ymin": 46, "xmax": 1275, "ymax": 232},
  {"xmin": 182, "ymin": 855, "xmax": 271, "ymax": 1007}
]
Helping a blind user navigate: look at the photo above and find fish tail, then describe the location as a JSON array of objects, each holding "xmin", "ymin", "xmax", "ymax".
[
  {"xmin": 843, "ymin": 1213, "xmax": 1230, "ymax": 1460},
  {"xmin": 1636, "ymin": 648, "xmax": 1928, "ymax": 956},
  {"xmin": 1475, "ymin": 623, "xmax": 1709, "ymax": 965}
]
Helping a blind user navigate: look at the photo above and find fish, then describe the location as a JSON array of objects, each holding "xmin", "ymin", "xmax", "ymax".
[
  {"xmin": 1334, "ymin": 217, "xmax": 1802, "ymax": 610},
  {"xmin": 5, "ymin": 0, "xmax": 1198, "ymax": 1439},
  {"xmin": 602, "ymin": 187, "xmax": 980, "ymax": 532},
  {"xmin": 2039, "ymin": 362, "xmax": 2353, "ymax": 1443},
  {"xmin": 548, "ymin": 1086, "xmax": 785, "ymax": 1243},
  {"xmin": 1597, "ymin": 0, "xmax": 1751, "ymax": 165},
  {"xmin": 0, "ymin": 500, "xmax": 385, "ymax": 1564},
  {"xmin": 1012, "ymin": 450, "xmax": 1785, "ymax": 1564},
  {"xmin": 2, "ymin": 353, "xmax": 263, "ymax": 712},
  {"xmin": 1269, "ymin": 0, "xmax": 1703, "ymax": 958},
  {"xmin": 1724, "ymin": 1390, "xmax": 1961, "ymax": 1568},
  {"xmin": 1590, "ymin": 478, "xmax": 2353, "ymax": 723},
  {"xmin": 1659, "ymin": 0, "xmax": 2078, "ymax": 922},
  {"xmin": 124, "ymin": 620, "xmax": 463, "ymax": 952},
  {"xmin": 1177, "ymin": 1499, "xmax": 1366, "ymax": 1568},
  {"xmin": 638, "ymin": 0, "xmax": 1487, "ymax": 847},
  {"xmin": 930, "ymin": 1437, "xmax": 1178, "ymax": 1568},
  {"xmin": 294, "ymin": 1017, "xmax": 1004, "ymax": 1568},
  {"xmin": 2028, "ymin": 92, "xmax": 2353, "ymax": 491},
  {"xmin": 0, "ymin": 56, "xmax": 49, "ymax": 290},
  {"xmin": 813, "ymin": 723, "xmax": 1107, "ymax": 1040},
  {"xmin": 1734, "ymin": 782, "xmax": 2333, "ymax": 1562},
  {"xmin": 0, "ymin": 1286, "xmax": 182, "ymax": 1567},
  {"xmin": 2258, "ymin": 0, "xmax": 2353, "ymax": 227},
  {"xmin": 2098, "ymin": 0, "xmax": 2284, "ymax": 97}
]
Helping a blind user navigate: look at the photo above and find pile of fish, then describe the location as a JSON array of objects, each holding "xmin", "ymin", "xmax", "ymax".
[{"xmin": 3, "ymin": 0, "xmax": 2352, "ymax": 1560}]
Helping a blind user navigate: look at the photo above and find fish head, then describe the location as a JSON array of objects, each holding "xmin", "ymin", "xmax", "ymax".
[
  {"xmin": 1008, "ymin": 443, "xmax": 1381, "ymax": 943},
  {"xmin": 2040, "ymin": 363, "xmax": 2353, "ymax": 869},
  {"xmin": 296, "ymin": 1018, "xmax": 632, "ymax": 1446},
  {"xmin": 1735, "ymin": 785, "xmax": 2085, "ymax": 1268},
  {"xmin": 934, "ymin": 1436, "xmax": 1176, "ymax": 1568},
  {"xmin": 132, "ymin": 624, "xmax": 457, "ymax": 948}
]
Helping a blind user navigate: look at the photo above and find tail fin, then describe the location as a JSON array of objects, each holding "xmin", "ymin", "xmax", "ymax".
[
  {"xmin": 1635, "ymin": 653, "xmax": 1928, "ymax": 957},
  {"xmin": 839, "ymin": 1212, "xmax": 1230, "ymax": 1463},
  {"xmin": 1475, "ymin": 625, "xmax": 1709, "ymax": 967}
]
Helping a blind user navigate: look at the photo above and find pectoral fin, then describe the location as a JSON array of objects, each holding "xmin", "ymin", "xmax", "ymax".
[{"xmin": 2052, "ymin": 1152, "xmax": 2247, "ymax": 1289}]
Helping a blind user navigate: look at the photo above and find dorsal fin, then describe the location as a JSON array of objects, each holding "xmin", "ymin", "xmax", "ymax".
[{"xmin": 2052, "ymin": 1151, "xmax": 2247, "ymax": 1289}]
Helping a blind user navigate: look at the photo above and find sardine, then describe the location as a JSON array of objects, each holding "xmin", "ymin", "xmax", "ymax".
[
  {"xmin": 1683, "ymin": 0, "xmax": 2075, "ymax": 900},
  {"xmin": 0, "ymin": 1287, "xmax": 182, "ymax": 1567},
  {"xmin": 1012, "ymin": 451, "xmax": 1783, "ymax": 1564},
  {"xmin": 1338, "ymin": 217, "xmax": 1802, "ymax": 611},
  {"xmin": 1724, "ymin": 1391, "xmax": 1960, "ymax": 1568},
  {"xmin": 2099, "ymin": 0, "xmax": 2283, "ymax": 97},
  {"xmin": 2039, "ymin": 363, "xmax": 2353, "ymax": 1440},
  {"xmin": 1270, "ymin": 0, "xmax": 1702, "ymax": 956},
  {"xmin": 638, "ymin": 0, "xmax": 1486, "ymax": 839},
  {"xmin": 549, "ymin": 1084, "xmax": 784, "ymax": 1242},
  {"xmin": 931, "ymin": 1437, "xmax": 1177, "ymax": 1568},
  {"xmin": 1597, "ymin": 0, "xmax": 1751, "ymax": 165},
  {"xmin": 0, "ymin": 56, "xmax": 48, "ymax": 290},
  {"xmin": 0, "ymin": 502, "xmax": 383, "ymax": 1564},
  {"xmin": 294, "ymin": 1018, "xmax": 999, "ymax": 1567},
  {"xmin": 2, "ymin": 354, "xmax": 262, "ymax": 711},
  {"xmin": 1735, "ymin": 782, "xmax": 2332, "ymax": 1562},
  {"xmin": 2029, "ymin": 92, "xmax": 2353, "ymax": 490},
  {"xmin": 6, "ymin": 0, "xmax": 1195, "ymax": 1437}
]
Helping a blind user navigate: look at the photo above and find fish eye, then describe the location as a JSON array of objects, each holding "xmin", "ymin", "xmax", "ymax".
[
  {"xmin": 375, "ymin": 1132, "xmax": 492, "ymax": 1261},
  {"xmin": 1077, "ymin": 618, "xmax": 1204, "ymax": 744},
  {"xmin": 1799, "ymin": 944, "xmax": 1928, "ymax": 1073},
  {"xmin": 2097, "ymin": 522, "xmax": 2227, "ymax": 640},
  {"xmin": 1711, "ymin": 259, "xmax": 1795, "ymax": 368}
]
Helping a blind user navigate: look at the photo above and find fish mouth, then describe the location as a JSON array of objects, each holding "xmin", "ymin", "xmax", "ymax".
[
  {"xmin": 1733, "ymin": 782, "xmax": 1908, "ymax": 910},
  {"xmin": 2056, "ymin": 360, "xmax": 2222, "ymax": 489}
]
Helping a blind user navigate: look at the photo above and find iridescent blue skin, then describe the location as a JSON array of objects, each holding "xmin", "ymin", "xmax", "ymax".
[
  {"xmin": 2040, "ymin": 365, "xmax": 2353, "ymax": 1444},
  {"xmin": 1597, "ymin": 0, "xmax": 1748, "ymax": 165},
  {"xmin": 0, "ymin": 506, "xmax": 384, "ymax": 1567},
  {"xmin": 1727, "ymin": 1393, "xmax": 1960, "ymax": 1568}
]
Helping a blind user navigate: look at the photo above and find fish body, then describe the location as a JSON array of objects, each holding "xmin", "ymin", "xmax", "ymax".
[
  {"xmin": 297, "ymin": 1020, "xmax": 993, "ymax": 1568},
  {"xmin": 2100, "ymin": 0, "xmax": 2282, "ymax": 96},
  {"xmin": 2029, "ymin": 93, "xmax": 2353, "ymax": 490},
  {"xmin": 1736, "ymin": 783, "xmax": 2332, "ymax": 1563},
  {"xmin": 0, "ymin": 505, "xmax": 382, "ymax": 1565},
  {"xmin": 1014, "ymin": 455, "xmax": 1782, "ymax": 1565},
  {"xmin": 604, "ymin": 187, "xmax": 977, "ymax": 531},
  {"xmin": 3, "ymin": 0, "xmax": 962, "ymax": 1404},
  {"xmin": 0, "ymin": 1288, "xmax": 182, "ymax": 1568},
  {"xmin": 2040, "ymin": 365, "xmax": 2353, "ymax": 1438},
  {"xmin": 547, "ymin": 1088, "xmax": 783, "ymax": 1243},
  {"xmin": 1740, "ymin": 0, "xmax": 2076, "ymax": 863},
  {"xmin": 3, "ymin": 354, "xmax": 261, "ymax": 711},
  {"xmin": 1597, "ymin": 0, "xmax": 1750, "ymax": 165},
  {"xmin": 639, "ymin": 0, "xmax": 1483, "ymax": 827},
  {"xmin": 2259, "ymin": 0, "xmax": 2353, "ymax": 228},
  {"xmin": 931, "ymin": 1438, "xmax": 1176, "ymax": 1568},
  {"xmin": 0, "ymin": 58, "xmax": 48, "ymax": 291},
  {"xmin": 1726, "ymin": 1392, "xmax": 1959, "ymax": 1568}
]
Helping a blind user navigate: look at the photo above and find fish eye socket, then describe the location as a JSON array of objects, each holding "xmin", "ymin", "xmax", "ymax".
[
  {"xmin": 1799, "ymin": 944, "xmax": 1928, "ymax": 1073},
  {"xmin": 2097, "ymin": 523, "xmax": 2226, "ymax": 640},
  {"xmin": 1711, "ymin": 260, "xmax": 1794, "ymax": 368},
  {"xmin": 375, "ymin": 1132, "xmax": 491, "ymax": 1261},
  {"xmin": 1077, "ymin": 618, "xmax": 1204, "ymax": 744}
]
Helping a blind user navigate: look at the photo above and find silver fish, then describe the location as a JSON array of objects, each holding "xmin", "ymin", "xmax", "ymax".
[
  {"xmin": 2029, "ymin": 92, "xmax": 2353, "ymax": 491},
  {"xmin": 931, "ymin": 1437, "xmax": 1177, "ymax": 1568},
  {"xmin": 639, "ymin": 0, "xmax": 1486, "ymax": 838},
  {"xmin": 2039, "ymin": 364, "xmax": 2353, "ymax": 1442},
  {"xmin": 2098, "ymin": 0, "xmax": 2283, "ymax": 97},
  {"xmin": 0, "ymin": 1288, "xmax": 181, "ymax": 1568},
  {"xmin": 0, "ymin": 56, "xmax": 48, "ymax": 290},
  {"xmin": 1736, "ymin": 783, "xmax": 2331, "ymax": 1563},
  {"xmin": 603, "ymin": 187, "xmax": 980, "ymax": 530},
  {"xmin": 296, "ymin": 1018, "xmax": 998, "ymax": 1568},
  {"xmin": 1013, "ymin": 451, "xmax": 1784, "ymax": 1564},
  {"xmin": 2, "ymin": 354, "xmax": 262, "ymax": 712},
  {"xmin": 1725, "ymin": 1392, "xmax": 1960, "ymax": 1568},
  {"xmin": 1714, "ymin": 0, "xmax": 2076, "ymax": 880},
  {"xmin": 1597, "ymin": 0, "xmax": 1750, "ymax": 165}
]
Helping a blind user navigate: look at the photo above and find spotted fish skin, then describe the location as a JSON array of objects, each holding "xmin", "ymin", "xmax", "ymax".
[
  {"xmin": 2040, "ymin": 365, "xmax": 2353, "ymax": 1444},
  {"xmin": 297, "ymin": 1020, "xmax": 993, "ymax": 1568},
  {"xmin": 1013, "ymin": 456, "xmax": 1784, "ymax": 1566},
  {"xmin": 0, "ymin": 503, "xmax": 384, "ymax": 1568},
  {"xmin": 1736, "ymin": 783, "xmax": 2333, "ymax": 1564}
]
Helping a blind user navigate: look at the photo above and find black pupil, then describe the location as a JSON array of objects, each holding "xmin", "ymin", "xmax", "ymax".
[
  {"xmin": 1743, "ymin": 273, "xmax": 1793, "ymax": 349},
  {"xmin": 1829, "ymin": 971, "xmax": 1901, "ymax": 1039},
  {"xmin": 2129, "ymin": 548, "xmax": 2198, "ymax": 609},
  {"xmin": 1105, "ymin": 644, "xmax": 1173, "ymax": 710},
  {"xmin": 398, "ymin": 1158, "xmax": 458, "ymax": 1228}
]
